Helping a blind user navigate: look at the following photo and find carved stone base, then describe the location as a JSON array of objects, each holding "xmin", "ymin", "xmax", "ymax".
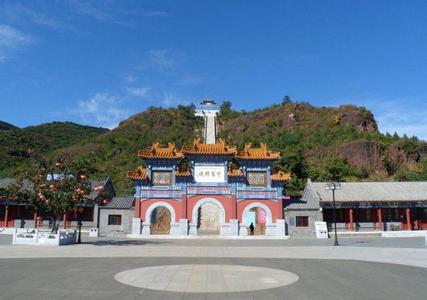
[
  {"xmin": 189, "ymin": 223, "xmax": 197, "ymax": 235},
  {"xmin": 239, "ymin": 224, "xmax": 248, "ymax": 236},
  {"xmin": 220, "ymin": 220, "xmax": 239, "ymax": 236},
  {"xmin": 275, "ymin": 219, "xmax": 286, "ymax": 236},
  {"xmin": 266, "ymin": 220, "xmax": 286, "ymax": 236},
  {"xmin": 179, "ymin": 219, "xmax": 189, "ymax": 235},
  {"xmin": 131, "ymin": 218, "xmax": 142, "ymax": 235},
  {"xmin": 141, "ymin": 222, "xmax": 151, "ymax": 235},
  {"xmin": 170, "ymin": 223, "xmax": 182, "ymax": 235}
]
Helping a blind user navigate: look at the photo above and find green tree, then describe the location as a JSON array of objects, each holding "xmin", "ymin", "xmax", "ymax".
[
  {"xmin": 219, "ymin": 101, "xmax": 240, "ymax": 121},
  {"xmin": 281, "ymin": 95, "xmax": 292, "ymax": 105},
  {"xmin": 417, "ymin": 157, "xmax": 427, "ymax": 180},
  {"xmin": 309, "ymin": 155, "xmax": 354, "ymax": 182},
  {"xmin": 284, "ymin": 177, "xmax": 306, "ymax": 198}
]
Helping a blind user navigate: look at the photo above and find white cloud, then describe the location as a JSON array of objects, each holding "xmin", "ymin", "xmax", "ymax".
[
  {"xmin": 324, "ymin": 95, "xmax": 427, "ymax": 141},
  {"xmin": 146, "ymin": 11, "xmax": 169, "ymax": 17},
  {"xmin": 147, "ymin": 49, "xmax": 175, "ymax": 69},
  {"xmin": 77, "ymin": 93, "xmax": 129, "ymax": 129},
  {"xmin": 162, "ymin": 92, "xmax": 189, "ymax": 108},
  {"xmin": 67, "ymin": 0, "xmax": 111, "ymax": 22},
  {"xmin": 342, "ymin": 96, "xmax": 427, "ymax": 141},
  {"xmin": 32, "ymin": 14, "xmax": 61, "ymax": 28},
  {"xmin": 176, "ymin": 75, "xmax": 203, "ymax": 87},
  {"xmin": 0, "ymin": 24, "xmax": 30, "ymax": 61},
  {"xmin": 126, "ymin": 87, "xmax": 150, "ymax": 98},
  {"xmin": 123, "ymin": 74, "xmax": 138, "ymax": 83},
  {"xmin": 66, "ymin": 1, "xmax": 168, "ymax": 28},
  {"xmin": 0, "ymin": 3, "xmax": 63, "ymax": 29}
]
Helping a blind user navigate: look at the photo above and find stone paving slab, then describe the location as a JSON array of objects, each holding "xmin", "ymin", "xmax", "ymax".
[
  {"xmin": 1, "ymin": 234, "xmax": 426, "ymax": 248},
  {"xmin": 0, "ymin": 243, "xmax": 426, "ymax": 269},
  {"xmin": 115, "ymin": 264, "xmax": 299, "ymax": 293},
  {"xmin": 0, "ymin": 257, "xmax": 426, "ymax": 300}
]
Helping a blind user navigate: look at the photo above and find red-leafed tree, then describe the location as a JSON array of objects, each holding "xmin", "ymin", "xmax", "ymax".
[{"xmin": 4, "ymin": 153, "xmax": 102, "ymax": 233}]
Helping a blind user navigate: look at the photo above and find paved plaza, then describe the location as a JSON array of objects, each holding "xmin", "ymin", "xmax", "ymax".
[{"xmin": 0, "ymin": 235, "xmax": 426, "ymax": 299}]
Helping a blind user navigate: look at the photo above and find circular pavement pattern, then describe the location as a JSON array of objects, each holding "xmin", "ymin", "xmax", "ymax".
[{"xmin": 114, "ymin": 264, "xmax": 299, "ymax": 293}]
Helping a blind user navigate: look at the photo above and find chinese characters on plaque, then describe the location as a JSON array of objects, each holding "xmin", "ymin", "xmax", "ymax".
[
  {"xmin": 194, "ymin": 166, "xmax": 225, "ymax": 183},
  {"xmin": 197, "ymin": 170, "xmax": 222, "ymax": 178}
]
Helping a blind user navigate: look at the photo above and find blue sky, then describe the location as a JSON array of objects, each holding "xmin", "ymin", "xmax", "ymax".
[{"xmin": 0, "ymin": 1, "xmax": 426, "ymax": 140}]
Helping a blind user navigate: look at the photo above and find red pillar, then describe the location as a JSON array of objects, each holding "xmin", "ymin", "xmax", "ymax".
[
  {"xmin": 181, "ymin": 194, "xmax": 188, "ymax": 219},
  {"xmin": 33, "ymin": 212, "xmax": 37, "ymax": 228},
  {"xmin": 406, "ymin": 208, "xmax": 411, "ymax": 230},
  {"xmin": 377, "ymin": 208, "xmax": 383, "ymax": 231},
  {"xmin": 349, "ymin": 209, "xmax": 354, "ymax": 231},
  {"xmin": 232, "ymin": 195, "xmax": 237, "ymax": 219},
  {"xmin": 278, "ymin": 199, "xmax": 284, "ymax": 219},
  {"xmin": 4, "ymin": 205, "xmax": 9, "ymax": 228},
  {"xmin": 372, "ymin": 208, "xmax": 376, "ymax": 230},
  {"xmin": 134, "ymin": 199, "xmax": 141, "ymax": 218}
]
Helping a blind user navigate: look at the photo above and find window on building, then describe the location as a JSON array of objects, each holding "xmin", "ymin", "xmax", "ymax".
[
  {"xmin": 247, "ymin": 171, "xmax": 267, "ymax": 186},
  {"xmin": 108, "ymin": 215, "xmax": 122, "ymax": 225},
  {"xmin": 152, "ymin": 171, "xmax": 173, "ymax": 186},
  {"xmin": 296, "ymin": 216, "xmax": 309, "ymax": 227}
]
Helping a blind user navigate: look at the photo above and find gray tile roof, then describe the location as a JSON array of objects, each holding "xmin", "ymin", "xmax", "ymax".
[
  {"xmin": 0, "ymin": 179, "xmax": 33, "ymax": 192},
  {"xmin": 308, "ymin": 180, "xmax": 427, "ymax": 203},
  {"xmin": 87, "ymin": 179, "xmax": 107, "ymax": 200},
  {"xmin": 0, "ymin": 178, "xmax": 16, "ymax": 188},
  {"xmin": 103, "ymin": 196, "xmax": 134, "ymax": 209},
  {"xmin": 284, "ymin": 198, "xmax": 319, "ymax": 210},
  {"xmin": 285, "ymin": 179, "xmax": 321, "ymax": 210}
]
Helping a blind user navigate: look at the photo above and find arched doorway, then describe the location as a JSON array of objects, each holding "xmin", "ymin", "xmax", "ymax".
[
  {"xmin": 192, "ymin": 198, "xmax": 226, "ymax": 235},
  {"xmin": 150, "ymin": 206, "xmax": 171, "ymax": 234},
  {"xmin": 247, "ymin": 207, "xmax": 267, "ymax": 235},
  {"xmin": 145, "ymin": 202, "xmax": 176, "ymax": 235},
  {"xmin": 197, "ymin": 202, "xmax": 220, "ymax": 235},
  {"xmin": 242, "ymin": 202, "xmax": 273, "ymax": 236}
]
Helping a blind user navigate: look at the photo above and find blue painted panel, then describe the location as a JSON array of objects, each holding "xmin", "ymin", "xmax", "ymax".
[{"xmin": 237, "ymin": 186, "xmax": 281, "ymax": 200}]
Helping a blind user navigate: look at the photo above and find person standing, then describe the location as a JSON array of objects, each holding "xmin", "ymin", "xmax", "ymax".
[{"xmin": 249, "ymin": 222, "xmax": 255, "ymax": 235}]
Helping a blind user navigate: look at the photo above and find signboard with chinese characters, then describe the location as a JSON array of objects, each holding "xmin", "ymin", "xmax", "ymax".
[
  {"xmin": 315, "ymin": 222, "xmax": 328, "ymax": 239},
  {"xmin": 194, "ymin": 166, "xmax": 225, "ymax": 183}
]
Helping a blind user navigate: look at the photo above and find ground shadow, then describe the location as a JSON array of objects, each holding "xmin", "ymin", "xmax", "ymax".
[{"xmin": 82, "ymin": 239, "xmax": 170, "ymax": 246}]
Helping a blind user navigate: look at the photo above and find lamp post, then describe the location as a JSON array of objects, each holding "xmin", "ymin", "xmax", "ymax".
[
  {"xmin": 77, "ymin": 205, "xmax": 84, "ymax": 244},
  {"xmin": 326, "ymin": 182, "xmax": 341, "ymax": 246}
]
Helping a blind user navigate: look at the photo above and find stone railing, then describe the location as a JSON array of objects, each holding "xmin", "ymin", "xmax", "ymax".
[{"xmin": 12, "ymin": 228, "xmax": 76, "ymax": 246}]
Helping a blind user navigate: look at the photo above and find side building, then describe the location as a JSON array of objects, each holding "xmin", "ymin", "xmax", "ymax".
[
  {"xmin": 286, "ymin": 179, "xmax": 427, "ymax": 236},
  {"xmin": 0, "ymin": 177, "xmax": 116, "ymax": 232},
  {"xmin": 99, "ymin": 196, "xmax": 135, "ymax": 236}
]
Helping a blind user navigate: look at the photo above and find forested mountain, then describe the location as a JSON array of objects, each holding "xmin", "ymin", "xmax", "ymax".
[
  {"xmin": 1, "ymin": 101, "xmax": 426, "ymax": 196},
  {"xmin": 0, "ymin": 121, "xmax": 17, "ymax": 131},
  {"xmin": 0, "ymin": 122, "xmax": 108, "ymax": 178}
]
